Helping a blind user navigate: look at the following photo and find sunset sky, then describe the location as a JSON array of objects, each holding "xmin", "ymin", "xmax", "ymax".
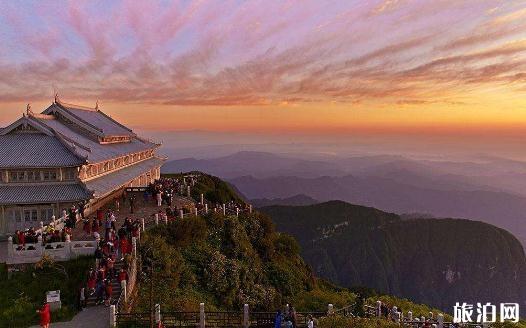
[{"xmin": 0, "ymin": 0, "xmax": 525, "ymax": 140}]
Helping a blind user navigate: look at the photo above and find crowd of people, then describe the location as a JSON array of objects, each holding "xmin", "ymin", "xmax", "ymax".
[
  {"xmin": 273, "ymin": 306, "xmax": 316, "ymax": 328},
  {"xmin": 78, "ymin": 210, "xmax": 138, "ymax": 309},
  {"xmin": 13, "ymin": 223, "xmax": 73, "ymax": 249}
]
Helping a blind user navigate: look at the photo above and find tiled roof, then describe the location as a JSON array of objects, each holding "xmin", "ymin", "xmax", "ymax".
[
  {"xmin": 43, "ymin": 102, "xmax": 134, "ymax": 137},
  {"xmin": 85, "ymin": 157, "xmax": 164, "ymax": 198},
  {"xmin": 32, "ymin": 116, "xmax": 158, "ymax": 163},
  {"xmin": 0, "ymin": 134, "xmax": 86, "ymax": 168},
  {"xmin": 0, "ymin": 183, "xmax": 91, "ymax": 205}
]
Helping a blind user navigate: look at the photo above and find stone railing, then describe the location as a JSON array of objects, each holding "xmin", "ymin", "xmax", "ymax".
[
  {"xmin": 113, "ymin": 302, "xmax": 330, "ymax": 328},
  {"xmin": 6, "ymin": 235, "xmax": 97, "ymax": 265}
]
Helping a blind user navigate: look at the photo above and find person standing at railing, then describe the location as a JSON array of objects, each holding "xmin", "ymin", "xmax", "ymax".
[
  {"xmin": 118, "ymin": 267, "xmax": 128, "ymax": 284},
  {"xmin": 307, "ymin": 315, "xmax": 314, "ymax": 328},
  {"xmin": 290, "ymin": 306, "xmax": 298, "ymax": 328},
  {"xmin": 274, "ymin": 309, "xmax": 283, "ymax": 328},
  {"xmin": 156, "ymin": 190, "xmax": 162, "ymax": 207}
]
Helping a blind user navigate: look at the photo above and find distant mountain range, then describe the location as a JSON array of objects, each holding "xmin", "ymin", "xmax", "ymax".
[
  {"xmin": 260, "ymin": 201, "xmax": 526, "ymax": 311},
  {"xmin": 162, "ymin": 151, "xmax": 526, "ymax": 247},
  {"xmin": 251, "ymin": 194, "xmax": 319, "ymax": 207}
]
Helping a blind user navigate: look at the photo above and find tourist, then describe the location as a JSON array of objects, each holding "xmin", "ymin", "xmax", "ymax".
[
  {"xmin": 274, "ymin": 309, "xmax": 282, "ymax": 328},
  {"xmin": 114, "ymin": 196, "xmax": 120, "ymax": 211},
  {"xmin": 77, "ymin": 286, "xmax": 86, "ymax": 311},
  {"xmin": 290, "ymin": 306, "xmax": 298, "ymax": 328},
  {"xmin": 120, "ymin": 237, "xmax": 129, "ymax": 260},
  {"xmin": 121, "ymin": 190, "xmax": 127, "ymax": 206},
  {"xmin": 105, "ymin": 278, "xmax": 113, "ymax": 306},
  {"xmin": 83, "ymin": 218, "xmax": 92, "ymax": 236},
  {"xmin": 95, "ymin": 278, "xmax": 105, "ymax": 305},
  {"xmin": 37, "ymin": 302, "xmax": 50, "ymax": 328},
  {"xmin": 87, "ymin": 269, "xmax": 96, "ymax": 295},
  {"xmin": 16, "ymin": 230, "xmax": 25, "ymax": 247},
  {"xmin": 129, "ymin": 195, "xmax": 136, "ymax": 213},
  {"xmin": 78, "ymin": 201, "xmax": 86, "ymax": 220},
  {"xmin": 95, "ymin": 246, "xmax": 103, "ymax": 268},
  {"xmin": 118, "ymin": 268, "xmax": 128, "ymax": 284},
  {"xmin": 156, "ymin": 190, "xmax": 162, "ymax": 207},
  {"xmin": 307, "ymin": 315, "xmax": 314, "ymax": 328},
  {"xmin": 92, "ymin": 217, "xmax": 100, "ymax": 235}
]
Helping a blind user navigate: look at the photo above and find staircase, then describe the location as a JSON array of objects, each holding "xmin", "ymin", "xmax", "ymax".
[{"xmin": 85, "ymin": 259, "xmax": 126, "ymax": 307}]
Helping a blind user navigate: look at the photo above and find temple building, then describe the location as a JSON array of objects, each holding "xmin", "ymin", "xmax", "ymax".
[{"xmin": 0, "ymin": 97, "xmax": 164, "ymax": 237}]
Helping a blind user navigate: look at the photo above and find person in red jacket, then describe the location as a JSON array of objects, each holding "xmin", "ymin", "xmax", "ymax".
[
  {"xmin": 37, "ymin": 302, "xmax": 50, "ymax": 328},
  {"xmin": 119, "ymin": 238, "xmax": 129, "ymax": 260},
  {"xmin": 118, "ymin": 268, "xmax": 128, "ymax": 283},
  {"xmin": 18, "ymin": 231, "xmax": 26, "ymax": 247}
]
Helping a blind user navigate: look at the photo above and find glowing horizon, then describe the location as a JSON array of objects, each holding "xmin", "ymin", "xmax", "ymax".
[{"xmin": 0, "ymin": 0, "xmax": 525, "ymax": 135}]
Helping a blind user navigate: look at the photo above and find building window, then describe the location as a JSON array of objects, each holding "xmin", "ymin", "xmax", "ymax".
[
  {"xmin": 40, "ymin": 208, "xmax": 54, "ymax": 222},
  {"xmin": 27, "ymin": 170, "xmax": 39, "ymax": 182},
  {"xmin": 24, "ymin": 209, "xmax": 38, "ymax": 222},
  {"xmin": 8, "ymin": 209, "xmax": 22, "ymax": 222},
  {"xmin": 43, "ymin": 170, "xmax": 57, "ymax": 181},
  {"xmin": 10, "ymin": 171, "xmax": 26, "ymax": 182},
  {"xmin": 63, "ymin": 168, "xmax": 76, "ymax": 180}
]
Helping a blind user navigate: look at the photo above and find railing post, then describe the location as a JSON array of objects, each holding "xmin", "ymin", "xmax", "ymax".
[
  {"xmin": 205, "ymin": 203, "xmax": 208, "ymax": 213},
  {"xmin": 199, "ymin": 302, "xmax": 205, "ymax": 328},
  {"xmin": 249, "ymin": 205, "xmax": 252, "ymax": 214},
  {"xmin": 194, "ymin": 207, "xmax": 198, "ymax": 216},
  {"xmin": 187, "ymin": 185, "xmax": 191, "ymax": 197},
  {"xmin": 131, "ymin": 237, "xmax": 137, "ymax": 258},
  {"xmin": 437, "ymin": 313, "xmax": 444, "ymax": 328},
  {"xmin": 154, "ymin": 213, "xmax": 159, "ymax": 225},
  {"xmin": 109, "ymin": 304, "xmax": 116, "ymax": 327},
  {"xmin": 141, "ymin": 218, "xmax": 145, "ymax": 232},
  {"xmin": 407, "ymin": 311, "xmax": 413, "ymax": 321},
  {"xmin": 222, "ymin": 204, "xmax": 226, "ymax": 216},
  {"xmin": 37, "ymin": 235, "xmax": 44, "ymax": 258},
  {"xmin": 7, "ymin": 236, "xmax": 13, "ymax": 259},
  {"xmin": 200, "ymin": 193, "xmax": 204, "ymax": 205},
  {"xmin": 236, "ymin": 208, "xmax": 239, "ymax": 217},
  {"xmin": 328, "ymin": 304, "xmax": 334, "ymax": 315},
  {"xmin": 243, "ymin": 304, "xmax": 249, "ymax": 328},
  {"xmin": 376, "ymin": 301, "xmax": 382, "ymax": 317},
  {"xmin": 121, "ymin": 279, "xmax": 127, "ymax": 303},
  {"xmin": 164, "ymin": 214, "xmax": 168, "ymax": 225},
  {"xmin": 155, "ymin": 304, "xmax": 161, "ymax": 324},
  {"xmin": 179, "ymin": 209, "xmax": 184, "ymax": 219}
]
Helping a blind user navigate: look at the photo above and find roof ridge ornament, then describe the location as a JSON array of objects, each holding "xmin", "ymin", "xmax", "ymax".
[
  {"xmin": 95, "ymin": 100, "xmax": 99, "ymax": 110},
  {"xmin": 26, "ymin": 103, "xmax": 34, "ymax": 116},
  {"xmin": 54, "ymin": 92, "xmax": 60, "ymax": 104}
]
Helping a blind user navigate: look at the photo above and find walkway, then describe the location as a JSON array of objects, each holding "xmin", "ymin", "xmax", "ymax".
[
  {"xmin": 70, "ymin": 194, "xmax": 195, "ymax": 241},
  {"xmin": 29, "ymin": 305, "xmax": 109, "ymax": 328}
]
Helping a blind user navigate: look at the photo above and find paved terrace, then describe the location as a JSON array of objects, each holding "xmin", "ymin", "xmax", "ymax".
[{"xmin": 70, "ymin": 193, "xmax": 196, "ymax": 241}]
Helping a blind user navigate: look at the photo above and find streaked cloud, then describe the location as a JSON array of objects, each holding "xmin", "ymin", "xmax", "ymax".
[{"xmin": 0, "ymin": 0, "xmax": 524, "ymax": 113}]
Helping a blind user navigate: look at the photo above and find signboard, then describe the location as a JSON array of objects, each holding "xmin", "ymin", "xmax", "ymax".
[
  {"xmin": 46, "ymin": 290, "xmax": 61, "ymax": 310},
  {"xmin": 46, "ymin": 290, "xmax": 60, "ymax": 303}
]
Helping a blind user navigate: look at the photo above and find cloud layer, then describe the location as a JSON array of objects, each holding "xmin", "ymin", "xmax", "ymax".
[{"xmin": 0, "ymin": 0, "xmax": 525, "ymax": 108}]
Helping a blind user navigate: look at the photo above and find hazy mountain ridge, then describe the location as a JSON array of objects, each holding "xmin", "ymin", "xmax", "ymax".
[
  {"xmin": 163, "ymin": 151, "xmax": 526, "ymax": 246},
  {"xmin": 260, "ymin": 201, "xmax": 526, "ymax": 311},
  {"xmin": 251, "ymin": 194, "xmax": 319, "ymax": 207}
]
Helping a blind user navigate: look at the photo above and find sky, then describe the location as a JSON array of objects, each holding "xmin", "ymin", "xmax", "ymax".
[{"xmin": 0, "ymin": 0, "xmax": 525, "ymax": 156}]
